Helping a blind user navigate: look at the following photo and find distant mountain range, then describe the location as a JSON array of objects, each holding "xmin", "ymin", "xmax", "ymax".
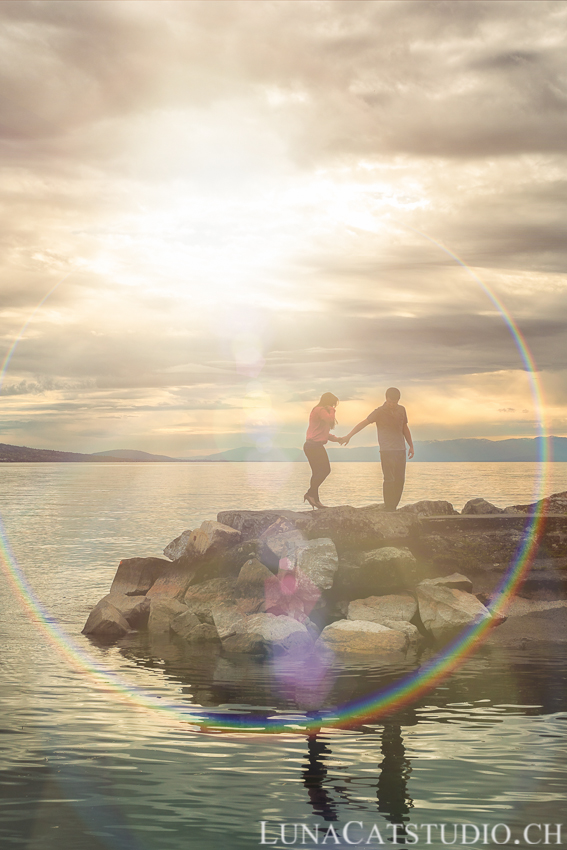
[{"xmin": 1, "ymin": 437, "xmax": 566, "ymax": 463}]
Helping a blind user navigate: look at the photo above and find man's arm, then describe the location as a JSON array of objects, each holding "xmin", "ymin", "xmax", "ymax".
[
  {"xmin": 342, "ymin": 418, "xmax": 372, "ymax": 446},
  {"xmin": 403, "ymin": 423, "xmax": 414, "ymax": 459}
]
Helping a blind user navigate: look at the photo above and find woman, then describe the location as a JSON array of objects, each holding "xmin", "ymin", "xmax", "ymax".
[{"xmin": 303, "ymin": 392, "xmax": 345, "ymax": 509}]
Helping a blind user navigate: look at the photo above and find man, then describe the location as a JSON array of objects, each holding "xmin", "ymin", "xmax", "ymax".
[{"xmin": 344, "ymin": 388, "xmax": 414, "ymax": 511}]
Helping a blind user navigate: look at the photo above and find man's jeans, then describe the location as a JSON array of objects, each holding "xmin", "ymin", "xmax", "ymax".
[{"xmin": 380, "ymin": 450, "xmax": 407, "ymax": 511}]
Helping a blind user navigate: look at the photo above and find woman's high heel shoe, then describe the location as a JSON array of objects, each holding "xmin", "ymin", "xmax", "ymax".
[{"xmin": 303, "ymin": 492, "xmax": 319, "ymax": 510}]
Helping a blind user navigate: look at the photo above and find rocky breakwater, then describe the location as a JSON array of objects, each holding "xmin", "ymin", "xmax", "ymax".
[{"xmin": 83, "ymin": 496, "xmax": 546, "ymax": 660}]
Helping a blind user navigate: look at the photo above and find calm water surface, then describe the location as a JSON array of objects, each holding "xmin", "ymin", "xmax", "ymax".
[{"xmin": 1, "ymin": 463, "xmax": 566, "ymax": 850}]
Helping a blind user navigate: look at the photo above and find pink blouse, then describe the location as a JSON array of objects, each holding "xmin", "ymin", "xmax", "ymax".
[{"xmin": 306, "ymin": 406, "xmax": 336, "ymax": 443}]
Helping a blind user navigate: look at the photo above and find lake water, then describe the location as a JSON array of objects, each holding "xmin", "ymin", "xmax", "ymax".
[{"xmin": 1, "ymin": 462, "xmax": 567, "ymax": 850}]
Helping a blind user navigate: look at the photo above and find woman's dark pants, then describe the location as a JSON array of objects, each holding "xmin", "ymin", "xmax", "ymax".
[
  {"xmin": 303, "ymin": 441, "xmax": 331, "ymax": 501},
  {"xmin": 380, "ymin": 450, "xmax": 406, "ymax": 511}
]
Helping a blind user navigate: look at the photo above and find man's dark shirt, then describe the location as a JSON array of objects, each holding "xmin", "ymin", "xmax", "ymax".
[{"xmin": 367, "ymin": 403, "xmax": 408, "ymax": 451}]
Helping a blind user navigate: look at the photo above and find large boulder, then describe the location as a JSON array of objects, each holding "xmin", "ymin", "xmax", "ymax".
[
  {"xmin": 462, "ymin": 498, "xmax": 503, "ymax": 515},
  {"xmin": 163, "ymin": 529, "xmax": 193, "ymax": 560},
  {"xmin": 212, "ymin": 608, "xmax": 312, "ymax": 655},
  {"xmin": 256, "ymin": 527, "xmax": 339, "ymax": 592},
  {"xmin": 414, "ymin": 516, "xmax": 530, "ymax": 573},
  {"xmin": 348, "ymin": 593, "xmax": 417, "ymax": 624},
  {"xmin": 416, "ymin": 583, "xmax": 491, "ymax": 640},
  {"xmin": 146, "ymin": 559, "xmax": 199, "ymax": 600},
  {"xmin": 217, "ymin": 510, "xmax": 305, "ymax": 542},
  {"xmin": 109, "ymin": 557, "xmax": 170, "ymax": 596},
  {"xmin": 82, "ymin": 600, "xmax": 130, "ymax": 641},
  {"xmin": 183, "ymin": 576, "xmax": 263, "ymax": 618},
  {"xmin": 98, "ymin": 592, "xmax": 150, "ymax": 628},
  {"xmin": 334, "ymin": 546, "xmax": 423, "ymax": 599},
  {"xmin": 399, "ymin": 500, "xmax": 458, "ymax": 517},
  {"xmin": 295, "ymin": 505, "xmax": 418, "ymax": 554},
  {"xmin": 504, "ymin": 490, "xmax": 567, "ymax": 515},
  {"xmin": 148, "ymin": 596, "xmax": 189, "ymax": 634},
  {"xmin": 263, "ymin": 566, "xmax": 321, "ymax": 621},
  {"xmin": 190, "ymin": 520, "xmax": 241, "ymax": 556},
  {"xmin": 484, "ymin": 605, "xmax": 567, "ymax": 647},
  {"xmin": 420, "ymin": 573, "xmax": 473, "ymax": 593},
  {"xmin": 316, "ymin": 620, "xmax": 408, "ymax": 655}
]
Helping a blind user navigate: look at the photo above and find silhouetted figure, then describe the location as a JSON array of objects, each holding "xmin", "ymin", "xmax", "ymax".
[
  {"xmin": 303, "ymin": 392, "xmax": 346, "ymax": 509},
  {"xmin": 377, "ymin": 724, "xmax": 414, "ymax": 842},
  {"xmin": 344, "ymin": 388, "xmax": 414, "ymax": 511},
  {"xmin": 302, "ymin": 734, "xmax": 340, "ymax": 821}
]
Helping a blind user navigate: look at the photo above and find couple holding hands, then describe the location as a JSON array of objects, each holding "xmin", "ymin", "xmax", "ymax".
[{"xmin": 303, "ymin": 389, "xmax": 414, "ymax": 511}]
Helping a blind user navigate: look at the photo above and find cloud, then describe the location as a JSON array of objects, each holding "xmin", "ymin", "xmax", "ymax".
[{"xmin": 0, "ymin": 1, "xmax": 565, "ymax": 451}]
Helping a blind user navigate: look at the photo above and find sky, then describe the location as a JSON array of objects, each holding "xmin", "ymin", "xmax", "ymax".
[{"xmin": 1, "ymin": 0, "xmax": 566, "ymax": 456}]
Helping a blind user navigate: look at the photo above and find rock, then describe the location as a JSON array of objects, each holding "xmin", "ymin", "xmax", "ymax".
[
  {"xmin": 235, "ymin": 558, "xmax": 274, "ymax": 595},
  {"xmin": 170, "ymin": 609, "xmax": 201, "ymax": 640},
  {"xmin": 257, "ymin": 518, "xmax": 299, "ymax": 569},
  {"xmin": 348, "ymin": 593, "xmax": 417, "ymax": 623},
  {"xmin": 462, "ymin": 498, "xmax": 503, "ymax": 515},
  {"xmin": 316, "ymin": 620, "xmax": 408, "ymax": 655},
  {"xmin": 399, "ymin": 500, "xmax": 458, "ymax": 516},
  {"xmin": 263, "ymin": 567, "xmax": 321, "ymax": 621},
  {"xmin": 219, "ymin": 612, "xmax": 313, "ymax": 656},
  {"xmin": 295, "ymin": 505, "xmax": 418, "ymax": 553},
  {"xmin": 82, "ymin": 600, "xmax": 130, "ymax": 641},
  {"xmin": 217, "ymin": 510, "xmax": 305, "ymax": 542},
  {"xmin": 185, "ymin": 623, "xmax": 221, "ymax": 643},
  {"xmin": 380, "ymin": 619, "xmax": 420, "ymax": 643},
  {"xmin": 109, "ymin": 557, "xmax": 169, "ymax": 596},
  {"xmin": 183, "ymin": 578, "xmax": 237, "ymax": 619},
  {"xmin": 334, "ymin": 546, "xmax": 423, "ymax": 599},
  {"xmin": 148, "ymin": 596, "xmax": 189, "ymax": 634},
  {"xmin": 185, "ymin": 539, "xmax": 262, "ymax": 586},
  {"xmin": 189, "ymin": 520, "xmax": 241, "ymax": 556},
  {"xmin": 99, "ymin": 592, "xmax": 150, "ymax": 628},
  {"xmin": 504, "ymin": 490, "xmax": 567, "ymax": 515},
  {"xmin": 146, "ymin": 558, "xmax": 198, "ymax": 600},
  {"xmin": 261, "ymin": 528, "xmax": 308, "ymax": 565},
  {"xmin": 163, "ymin": 529, "xmax": 193, "ymax": 560},
  {"xmin": 295, "ymin": 538, "xmax": 338, "ymax": 591},
  {"xmin": 416, "ymin": 583, "xmax": 491, "ymax": 640},
  {"xmin": 414, "ymin": 516, "xmax": 529, "ymax": 573},
  {"xmin": 419, "ymin": 573, "xmax": 473, "ymax": 593},
  {"xmin": 484, "ymin": 606, "xmax": 567, "ymax": 647}
]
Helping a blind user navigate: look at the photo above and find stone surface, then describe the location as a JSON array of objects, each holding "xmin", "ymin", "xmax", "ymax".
[
  {"xmin": 82, "ymin": 600, "xmax": 130, "ymax": 641},
  {"xmin": 462, "ymin": 498, "xmax": 503, "ymax": 515},
  {"xmin": 190, "ymin": 520, "xmax": 241, "ymax": 556},
  {"xmin": 99, "ymin": 592, "xmax": 150, "ymax": 628},
  {"xmin": 334, "ymin": 546, "xmax": 423, "ymax": 599},
  {"xmin": 416, "ymin": 583, "xmax": 491, "ymax": 640},
  {"xmin": 109, "ymin": 557, "xmax": 169, "ymax": 596},
  {"xmin": 348, "ymin": 593, "xmax": 417, "ymax": 623},
  {"xmin": 185, "ymin": 539, "xmax": 262, "ymax": 586},
  {"xmin": 163, "ymin": 529, "xmax": 193, "ymax": 560},
  {"xmin": 316, "ymin": 620, "xmax": 408, "ymax": 655},
  {"xmin": 414, "ymin": 516, "xmax": 530, "ymax": 572},
  {"xmin": 148, "ymin": 596, "xmax": 189, "ymax": 633},
  {"xmin": 295, "ymin": 505, "xmax": 418, "ymax": 553},
  {"xmin": 504, "ymin": 490, "xmax": 567, "ymax": 516},
  {"xmin": 217, "ymin": 510, "xmax": 305, "ymax": 542},
  {"xmin": 263, "ymin": 567, "xmax": 321, "ymax": 621},
  {"xmin": 220, "ymin": 612, "xmax": 313, "ymax": 656},
  {"xmin": 170, "ymin": 609, "xmax": 201, "ymax": 640},
  {"xmin": 235, "ymin": 558, "xmax": 275, "ymax": 595},
  {"xmin": 484, "ymin": 606, "xmax": 567, "ymax": 647},
  {"xmin": 380, "ymin": 619, "xmax": 420, "ymax": 642},
  {"xmin": 419, "ymin": 573, "xmax": 473, "ymax": 593},
  {"xmin": 295, "ymin": 538, "xmax": 339, "ymax": 591},
  {"xmin": 146, "ymin": 559, "xmax": 198, "ymax": 600},
  {"xmin": 183, "ymin": 578, "xmax": 237, "ymax": 618},
  {"xmin": 399, "ymin": 500, "xmax": 458, "ymax": 517}
]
